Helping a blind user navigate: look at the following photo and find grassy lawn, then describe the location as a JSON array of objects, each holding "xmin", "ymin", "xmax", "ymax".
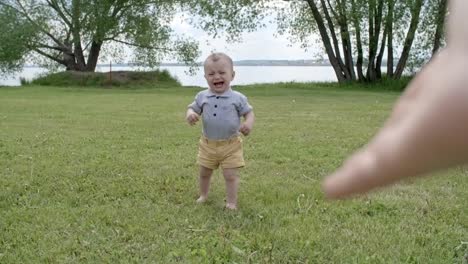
[{"xmin": 0, "ymin": 84, "xmax": 466, "ymax": 263}]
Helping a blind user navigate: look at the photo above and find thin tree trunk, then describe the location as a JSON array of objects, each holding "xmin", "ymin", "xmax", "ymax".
[
  {"xmin": 386, "ymin": 0, "xmax": 394, "ymax": 77},
  {"xmin": 367, "ymin": 0, "xmax": 384, "ymax": 81},
  {"xmin": 432, "ymin": 0, "xmax": 448, "ymax": 56},
  {"xmin": 321, "ymin": 0, "xmax": 350, "ymax": 80},
  {"xmin": 306, "ymin": 0, "xmax": 347, "ymax": 82},
  {"xmin": 336, "ymin": 0, "xmax": 356, "ymax": 80},
  {"xmin": 351, "ymin": 0, "xmax": 365, "ymax": 81},
  {"xmin": 366, "ymin": 0, "xmax": 376, "ymax": 81},
  {"xmin": 394, "ymin": 0, "xmax": 424, "ymax": 79},
  {"xmin": 376, "ymin": 27, "xmax": 387, "ymax": 79}
]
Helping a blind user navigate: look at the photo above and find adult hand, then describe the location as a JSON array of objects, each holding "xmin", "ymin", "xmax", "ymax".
[{"xmin": 323, "ymin": 0, "xmax": 468, "ymax": 199}]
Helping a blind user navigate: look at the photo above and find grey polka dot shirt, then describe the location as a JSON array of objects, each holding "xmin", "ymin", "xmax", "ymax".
[{"xmin": 188, "ymin": 88, "xmax": 253, "ymax": 140}]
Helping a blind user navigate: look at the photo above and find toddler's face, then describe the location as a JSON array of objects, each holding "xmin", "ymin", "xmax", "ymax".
[{"xmin": 204, "ymin": 58, "xmax": 235, "ymax": 94}]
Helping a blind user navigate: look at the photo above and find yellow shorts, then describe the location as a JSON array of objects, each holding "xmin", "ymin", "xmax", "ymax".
[{"xmin": 197, "ymin": 135, "xmax": 245, "ymax": 170}]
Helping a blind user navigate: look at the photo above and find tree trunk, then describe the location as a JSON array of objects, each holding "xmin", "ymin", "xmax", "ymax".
[
  {"xmin": 386, "ymin": 0, "xmax": 394, "ymax": 77},
  {"xmin": 366, "ymin": 0, "xmax": 376, "ymax": 81},
  {"xmin": 321, "ymin": 0, "xmax": 350, "ymax": 80},
  {"xmin": 376, "ymin": 27, "xmax": 387, "ymax": 79},
  {"xmin": 336, "ymin": 0, "xmax": 356, "ymax": 80},
  {"xmin": 85, "ymin": 41, "xmax": 102, "ymax": 72},
  {"xmin": 63, "ymin": 56, "xmax": 77, "ymax": 71},
  {"xmin": 432, "ymin": 0, "xmax": 448, "ymax": 56},
  {"xmin": 351, "ymin": 0, "xmax": 365, "ymax": 81},
  {"xmin": 63, "ymin": 41, "xmax": 76, "ymax": 71},
  {"xmin": 366, "ymin": 0, "xmax": 384, "ymax": 81},
  {"xmin": 394, "ymin": 0, "xmax": 424, "ymax": 79},
  {"xmin": 71, "ymin": 0, "xmax": 86, "ymax": 70},
  {"xmin": 306, "ymin": 0, "xmax": 347, "ymax": 82}
]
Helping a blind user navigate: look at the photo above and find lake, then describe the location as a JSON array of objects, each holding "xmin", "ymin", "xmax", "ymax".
[{"xmin": 0, "ymin": 65, "xmax": 339, "ymax": 87}]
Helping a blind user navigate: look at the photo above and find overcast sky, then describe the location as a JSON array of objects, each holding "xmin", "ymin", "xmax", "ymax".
[{"xmin": 171, "ymin": 16, "xmax": 321, "ymax": 62}]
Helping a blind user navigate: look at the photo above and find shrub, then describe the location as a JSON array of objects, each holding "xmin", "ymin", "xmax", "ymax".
[{"xmin": 29, "ymin": 70, "xmax": 181, "ymax": 88}]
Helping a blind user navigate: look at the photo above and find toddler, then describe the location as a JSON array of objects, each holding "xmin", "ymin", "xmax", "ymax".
[{"xmin": 186, "ymin": 52, "xmax": 255, "ymax": 210}]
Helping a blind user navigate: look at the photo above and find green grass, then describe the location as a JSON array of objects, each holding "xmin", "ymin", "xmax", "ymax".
[{"xmin": 0, "ymin": 83, "xmax": 466, "ymax": 263}]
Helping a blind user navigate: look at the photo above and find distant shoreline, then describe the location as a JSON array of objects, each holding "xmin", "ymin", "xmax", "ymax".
[{"xmin": 24, "ymin": 60, "xmax": 333, "ymax": 68}]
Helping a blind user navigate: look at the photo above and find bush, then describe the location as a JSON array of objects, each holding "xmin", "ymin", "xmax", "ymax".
[
  {"xmin": 29, "ymin": 69, "xmax": 181, "ymax": 88},
  {"xmin": 19, "ymin": 77, "xmax": 30, "ymax": 85},
  {"xmin": 320, "ymin": 75, "xmax": 414, "ymax": 91}
]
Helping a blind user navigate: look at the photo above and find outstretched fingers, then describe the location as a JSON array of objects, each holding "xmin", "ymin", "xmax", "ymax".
[{"xmin": 323, "ymin": 51, "xmax": 468, "ymax": 199}]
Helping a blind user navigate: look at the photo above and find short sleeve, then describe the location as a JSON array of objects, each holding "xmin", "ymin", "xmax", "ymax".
[
  {"xmin": 188, "ymin": 92, "xmax": 203, "ymax": 114},
  {"xmin": 237, "ymin": 94, "xmax": 253, "ymax": 116}
]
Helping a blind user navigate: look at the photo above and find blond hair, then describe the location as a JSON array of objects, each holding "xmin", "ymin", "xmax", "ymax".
[{"xmin": 204, "ymin": 52, "xmax": 234, "ymax": 70}]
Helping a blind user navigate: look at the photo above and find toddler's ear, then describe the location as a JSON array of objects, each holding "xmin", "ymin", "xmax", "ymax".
[{"xmin": 232, "ymin": 71, "xmax": 236, "ymax": 80}]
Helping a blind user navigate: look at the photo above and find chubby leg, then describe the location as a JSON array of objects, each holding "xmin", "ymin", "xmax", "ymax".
[
  {"xmin": 197, "ymin": 166, "xmax": 213, "ymax": 203},
  {"xmin": 223, "ymin": 168, "xmax": 240, "ymax": 210}
]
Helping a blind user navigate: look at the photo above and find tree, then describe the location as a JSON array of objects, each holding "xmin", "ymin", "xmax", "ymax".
[
  {"xmin": 282, "ymin": 0, "xmax": 451, "ymax": 81},
  {"xmin": 0, "ymin": 5, "xmax": 35, "ymax": 74},
  {"xmin": 0, "ymin": 0, "xmax": 200, "ymax": 73},
  {"xmin": 400, "ymin": 0, "xmax": 448, "ymax": 74},
  {"xmin": 187, "ymin": 0, "xmax": 269, "ymax": 42},
  {"xmin": 275, "ymin": 0, "xmax": 432, "ymax": 82},
  {"xmin": 193, "ymin": 0, "xmax": 446, "ymax": 83}
]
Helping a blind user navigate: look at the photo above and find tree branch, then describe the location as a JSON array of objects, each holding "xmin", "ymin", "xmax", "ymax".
[
  {"xmin": 107, "ymin": 38, "xmax": 177, "ymax": 52},
  {"xmin": 58, "ymin": 0, "xmax": 72, "ymax": 18},
  {"xmin": 33, "ymin": 43, "xmax": 72, "ymax": 54},
  {"xmin": 45, "ymin": 0, "xmax": 72, "ymax": 27},
  {"xmin": 13, "ymin": 0, "xmax": 67, "ymax": 50},
  {"xmin": 31, "ymin": 47, "xmax": 66, "ymax": 65}
]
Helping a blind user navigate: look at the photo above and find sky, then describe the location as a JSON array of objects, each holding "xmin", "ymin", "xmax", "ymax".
[{"xmin": 170, "ymin": 15, "xmax": 321, "ymax": 62}]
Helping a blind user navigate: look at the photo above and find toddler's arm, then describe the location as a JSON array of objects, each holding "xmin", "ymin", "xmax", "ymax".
[
  {"xmin": 186, "ymin": 108, "xmax": 200, "ymax": 126},
  {"xmin": 239, "ymin": 111, "xmax": 255, "ymax": 136}
]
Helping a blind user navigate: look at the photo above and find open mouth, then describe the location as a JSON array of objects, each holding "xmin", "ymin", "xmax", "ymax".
[{"xmin": 213, "ymin": 81, "xmax": 224, "ymax": 88}]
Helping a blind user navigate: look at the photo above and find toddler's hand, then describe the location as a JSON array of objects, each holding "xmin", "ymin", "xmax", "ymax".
[
  {"xmin": 186, "ymin": 112, "xmax": 199, "ymax": 126},
  {"xmin": 239, "ymin": 123, "xmax": 252, "ymax": 136}
]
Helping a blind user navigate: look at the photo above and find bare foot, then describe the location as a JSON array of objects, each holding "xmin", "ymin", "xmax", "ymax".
[
  {"xmin": 196, "ymin": 196, "xmax": 207, "ymax": 203},
  {"xmin": 225, "ymin": 203, "xmax": 237, "ymax": 210}
]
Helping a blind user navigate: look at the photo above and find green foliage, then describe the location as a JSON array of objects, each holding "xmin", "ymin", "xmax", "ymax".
[
  {"xmin": 339, "ymin": 75, "xmax": 413, "ymax": 91},
  {"xmin": 194, "ymin": 0, "xmax": 445, "ymax": 82},
  {"xmin": 188, "ymin": 0, "xmax": 269, "ymax": 42},
  {"xmin": 275, "ymin": 1, "xmax": 317, "ymax": 50},
  {"xmin": 0, "ymin": 84, "xmax": 466, "ymax": 262},
  {"xmin": 0, "ymin": 6, "xmax": 37, "ymax": 74},
  {"xmin": 0, "ymin": 0, "xmax": 200, "ymax": 72},
  {"xmin": 407, "ymin": 0, "xmax": 447, "ymax": 72},
  {"xmin": 29, "ymin": 70, "xmax": 181, "ymax": 88},
  {"xmin": 236, "ymin": 76, "xmax": 413, "ymax": 92}
]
